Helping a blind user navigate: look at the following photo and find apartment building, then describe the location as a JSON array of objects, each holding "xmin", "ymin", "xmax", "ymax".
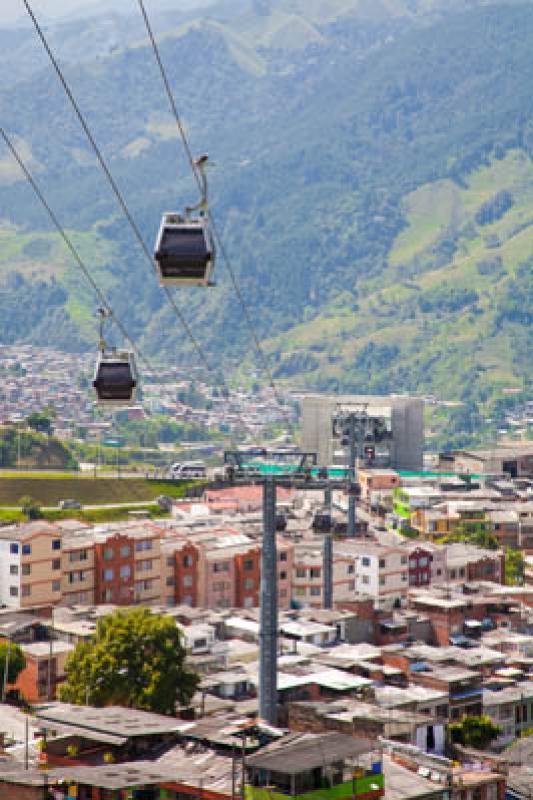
[
  {"xmin": 0, "ymin": 522, "xmax": 63, "ymax": 608},
  {"xmin": 61, "ymin": 532, "xmax": 95, "ymax": 606},
  {"xmin": 337, "ymin": 543, "xmax": 409, "ymax": 610},
  {"xmin": 161, "ymin": 530, "xmax": 294, "ymax": 610},
  {"xmin": 291, "ymin": 543, "xmax": 356, "ymax": 609}
]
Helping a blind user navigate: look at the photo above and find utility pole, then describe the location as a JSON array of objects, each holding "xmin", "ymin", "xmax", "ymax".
[
  {"xmin": 347, "ymin": 414, "xmax": 357, "ymax": 539},
  {"xmin": 2, "ymin": 635, "xmax": 11, "ymax": 702},
  {"xmin": 323, "ymin": 534, "xmax": 333, "ymax": 610},
  {"xmin": 47, "ymin": 635, "xmax": 53, "ymax": 701},
  {"xmin": 259, "ymin": 478, "xmax": 278, "ymax": 725}
]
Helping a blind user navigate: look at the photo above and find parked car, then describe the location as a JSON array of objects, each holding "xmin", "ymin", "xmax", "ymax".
[{"xmin": 58, "ymin": 498, "xmax": 82, "ymax": 510}]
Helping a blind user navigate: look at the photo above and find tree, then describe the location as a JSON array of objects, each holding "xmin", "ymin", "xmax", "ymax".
[
  {"xmin": 449, "ymin": 715, "xmax": 501, "ymax": 749},
  {"xmin": 505, "ymin": 548, "xmax": 525, "ymax": 586},
  {"xmin": 59, "ymin": 608, "xmax": 199, "ymax": 715},
  {"xmin": 0, "ymin": 641, "xmax": 27, "ymax": 687},
  {"xmin": 26, "ymin": 412, "xmax": 53, "ymax": 436},
  {"xmin": 18, "ymin": 495, "xmax": 43, "ymax": 520}
]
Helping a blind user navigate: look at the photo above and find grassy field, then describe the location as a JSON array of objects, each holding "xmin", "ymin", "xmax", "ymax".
[
  {"xmin": 0, "ymin": 505, "xmax": 171, "ymax": 525},
  {"xmin": 0, "ymin": 476, "xmax": 196, "ymax": 507}
]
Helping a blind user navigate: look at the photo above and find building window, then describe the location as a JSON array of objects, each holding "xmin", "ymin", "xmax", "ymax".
[
  {"xmin": 120, "ymin": 565, "xmax": 131, "ymax": 579},
  {"xmin": 362, "ymin": 575, "xmax": 370, "ymax": 585},
  {"xmin": 183, "ymin": 575, "xmax": 193, "ymax": 588},
  {"xmin": 102, "ymin": 588, "xmax": 113, "ymax": 602},
  {"xmin": 10, "ymin": 543, "xmax": 19, "ymax": 555},
  {"xmin": 279, "ymin": 571, "xmax": 287, "ymax": 580},
  {"xmin": 213, "ymin": 562, "xmax": 229, "ymax": 573},
  {"xmin": 52, "ymin": 580, "xmax": 61, "ymax": 592},
  {"xmin": 183, "ymin": 554, "xmax": 193, "ymax": 567},
  {"xmin": 379, "ymin": 576, "xmax": 386, "ymax": 586},
  {"xmin": 22, "ymin": 564, "xmax": 31, "ymax": 576},
  {"xmin": 166, "ymin": 576, "xmax": 174, "ymax": 587},
  {"xmin": 9, "ymin": 565, "xmax": 18, "ymax": 575},
  {"xmin": 295, "ymin": 588, "xmax": 305, "ymax": 597},
  {"xmin": 135, "ymin": 540, "xmax": 153, "ymax": 552},
  {"xmin": 419, "ymin": 557, "xmax": 428, "ymax": 567},
  {"xmin": 349, "ymin": 581, "xmax": 355, "ymax": 591},
  {"xmin": 167, "ymin": 556, "xmax": 175, "ymax": 567},
  {"xmin": 379, "ymin": 558, "xmax": 386, "ymax": 568},
  {"xmin": 310, "ymin": 568, "xmax": 321, "ymax": 579},
  {"xmin": 244, "ymin": 578, "xmax": 254, "ymax": 590},
  {"xmin": 279, "ymin": 552, "xmax": 287, "ymax": 562},
  {"xmin": 52, "ymin": 539, "xmax": 61, "ymax": 551},
  {"xmin": 21, "ymin": 585, "xmax": 31, "ymax": 597},
  {"xmin": 52, "ymin": 559, "xmax": 61, "ymax": 570},
  {"xmin": 120, "ymin": 545, "xmax": 131, "ymax": 558},
  {"xmin": 362, "ymin": 557, "xmax": 371, "ymax": 567},
  {"xmin": 401, "ymin": 572, "xmax": 407, "ymax": 581},
  {"xmin": 347, "ymin": 565, "xmax": 355, "ymax": 574},
  {"xmin": 244, "ymin": 597, "xmax": 254, "ymax": 609},
  {"xmin": 103, "ymin": 547, "xmax": 114, "ymax": 561},
  {"xmin": 310, "ymin": 587, "xmax": 321, "ymax": 596},
  {"xmin": 22, "ymin": 544, "xmax": 31, "ymax": 555},
  {"xmin": 103, "ymin": 568, "xmax": 114, "ymax": 582},
  {"xmin": 244, "ymin": 559, "xmax": 254, "ymax": 571},
  {"xmin": 401, "ymin": 556, "xmax": 407, "ymax": 564},
  {"xmin": 9, "ymin": 586, "xmax": 18, "ymax": 597}
]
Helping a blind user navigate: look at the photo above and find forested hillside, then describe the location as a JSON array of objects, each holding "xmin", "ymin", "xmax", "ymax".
[{"xmin": 0, "ymin": 0, "xmax": 531, "ymax": 408}]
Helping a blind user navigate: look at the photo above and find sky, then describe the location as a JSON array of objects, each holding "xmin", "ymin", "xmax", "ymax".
[{"xmin": 0, "ymin": 0, "xmax": 214, "ymax": 25}]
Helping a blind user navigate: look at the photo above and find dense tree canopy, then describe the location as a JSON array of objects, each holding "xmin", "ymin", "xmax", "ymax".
[
  {"xmin": 0, "ymin": 641, "xmax": 27, "ymax": 688},
  {"xmin": 59, "ymin": 608, "xmax": 199, "ymax": 715},
  {"xmin": 450, "ymin": 715, "xmax": 501, "ymax": 749}
]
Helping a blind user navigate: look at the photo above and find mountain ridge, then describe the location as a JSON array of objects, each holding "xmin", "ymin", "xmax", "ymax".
[{"xmin": 0, "ymin": 0, "xmax": 531, "ymax": 413}]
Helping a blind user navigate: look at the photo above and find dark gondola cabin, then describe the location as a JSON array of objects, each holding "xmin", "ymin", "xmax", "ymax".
[
  {"xmin": 93, "ymin": 350, "xmax": 138, "ymax": 407},
  {"xmin": 154, "ymin": 213, "xmax": 215, "ymax": 286}
]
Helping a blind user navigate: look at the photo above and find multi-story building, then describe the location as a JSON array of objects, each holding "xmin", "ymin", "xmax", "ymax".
[
  {"xmin": 0, "ymin": 522, "xmax": 63, "ymax": 608},
  {"xmin": 337, "ymin": 543, "xmax": 409, "ymax": 610}
]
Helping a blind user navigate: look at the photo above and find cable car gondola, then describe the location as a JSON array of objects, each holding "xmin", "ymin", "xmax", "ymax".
[
  {"xmin": 92, "ymin": 309, "xmax": 138, "ymax": 408},
  {"xmin": 154, "ymin": 155, "xmax": 215, "ymax": 287}
]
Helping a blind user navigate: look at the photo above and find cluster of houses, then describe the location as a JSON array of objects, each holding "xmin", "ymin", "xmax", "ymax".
[{"xmin": 0, "ymin": 344, "xmax": 293, "ymax": 443}]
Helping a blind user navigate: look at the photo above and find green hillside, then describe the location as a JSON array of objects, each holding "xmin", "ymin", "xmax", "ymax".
[
  {"xmin": 267, "ymin": 150, "xmax": 532, "ymax": 402},
  {"xmin": 0, "ymin": 0, "xmax": 531, "ymax": 411}
]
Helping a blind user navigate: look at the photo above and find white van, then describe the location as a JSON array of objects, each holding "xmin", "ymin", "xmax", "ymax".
[{"xmin": 171, "ymin": 461, "xmax": 206, "ymax": 479}]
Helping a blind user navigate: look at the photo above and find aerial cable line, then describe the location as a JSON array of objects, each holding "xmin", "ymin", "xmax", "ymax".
[
  {"xmin": 22, "ymin": 0, "xmax": 218, "ymax": 382},
  {"xmin": 0, "ymin": 127, "xmax": 154, "ymax": 374},
  {"xmin": 137, "ymin": 0, "xmax": 291, "ymax": 420}
]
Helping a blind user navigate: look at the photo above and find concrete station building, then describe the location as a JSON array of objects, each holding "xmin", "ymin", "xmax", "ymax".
[{"xmin": 301, "ymin": 394, "xmax": 425, "ymax": 471}]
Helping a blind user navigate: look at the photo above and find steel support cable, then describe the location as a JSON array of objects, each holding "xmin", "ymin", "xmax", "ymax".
[
  {"xmin": 0, "ymin": 127, "xmax": 155, "ymax": 373},
  {"xmin": 137, "ymin": 0, "xmax": 292, "ymax": 422},
  {"xmin": 23, "ymin": 0, "xmax": 218, "ymax": 382}
]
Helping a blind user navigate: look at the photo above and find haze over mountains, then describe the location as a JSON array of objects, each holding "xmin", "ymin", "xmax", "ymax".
[{"xmin": 0, "ymin": 0, "xmax": 531, "ymax": 408}]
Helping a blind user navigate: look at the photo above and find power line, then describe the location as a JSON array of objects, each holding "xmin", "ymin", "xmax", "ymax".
[
  {"xmin": 137, "ymin": 0, "xmax": 291, "ymax": 419},
  {"xmin": 23, "ymin": 0, "xmax": 217, "ymax": 381},
  {"xmin": 0, "ymin": 127, "xmax": 154, "ymax": 373}
]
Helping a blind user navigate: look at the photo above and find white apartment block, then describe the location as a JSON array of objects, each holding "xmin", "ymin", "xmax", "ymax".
[{"xmin": 338, "ymin": 543, "xmax": 409, "ymax": 611}]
